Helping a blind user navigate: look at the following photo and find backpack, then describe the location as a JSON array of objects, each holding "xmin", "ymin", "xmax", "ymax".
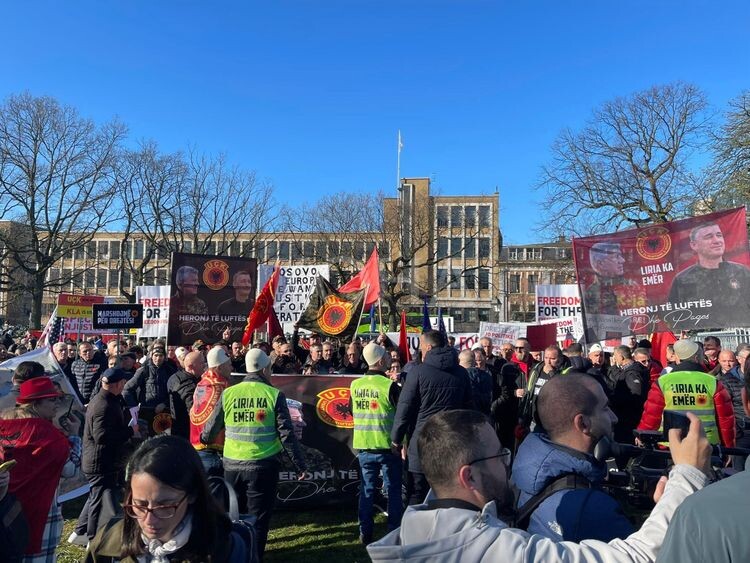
[
  {"xmin": 514, "ymin": 473, "xmax": 592, "ymax": 531},
  {"xmin": 208, "ymin": 476, "xmax": 259, "ymax": 563}
]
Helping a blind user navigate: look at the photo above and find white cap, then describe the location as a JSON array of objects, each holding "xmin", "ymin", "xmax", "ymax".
[
  {"xmin": 362, "ymin": 343, "xmax": 387, "ymax": 367},
  {"xmin": 206, "ymin": 347, "xmax": 231, "ymax": 368},
  {"xmin": 589, "ymin": 344, "xmax": 603, "ymax": 354},
  {"xmin": 246, "ymin": 349, "xmax": 271, "ymax": 373}
]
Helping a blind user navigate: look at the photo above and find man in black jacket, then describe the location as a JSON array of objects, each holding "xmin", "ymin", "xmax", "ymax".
[
  {"xmin": 71, "ymin": 341, "xmax": 105, "ymax": 404},
  {"xmin": 167, "ymin": 350, "xmax": 206, "ymax": 439},
  {"xmin": 75, "ymin": 368, "xmax": 139, "ymax": 541},
  {"xmin": 123, "ymin": 347, "xmax": 173, "ymax": 408},
  {"xmin": 391, "ymin": 330, "xmax": 474, "ymax": 505},
  {"xmin": 609, "ymin": 345, "xmax": 650, "ymax": 444}
]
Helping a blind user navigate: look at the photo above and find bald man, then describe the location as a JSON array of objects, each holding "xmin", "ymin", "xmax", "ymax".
[
  {"xmin": 512, "ymin": 374, "xmax": 632, "ymax": 542},
  {"xmin": 167, "ymin": 350, "xmax": 207, "ymax": 438}
]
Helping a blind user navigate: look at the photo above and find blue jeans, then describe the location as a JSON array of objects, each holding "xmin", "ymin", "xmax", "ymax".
[{"xmin": 358, "ymin": 451, "xmax": 403, "ymax": 538}]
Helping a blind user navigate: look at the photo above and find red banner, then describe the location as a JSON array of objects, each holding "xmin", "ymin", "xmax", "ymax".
[{"xmin": 573, "ymin": 208, "xmax": 750, "ymax": 341}]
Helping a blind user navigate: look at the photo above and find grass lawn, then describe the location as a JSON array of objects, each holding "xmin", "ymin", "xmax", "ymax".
[{"xmin": 58, "ymin": 498, "xmax": 385, "ymax": 562}]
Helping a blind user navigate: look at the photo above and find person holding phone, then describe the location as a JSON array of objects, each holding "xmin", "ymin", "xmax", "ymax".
[{"xmin": 638, "ymin": 339, "xmax": 736, "ymax": 447}]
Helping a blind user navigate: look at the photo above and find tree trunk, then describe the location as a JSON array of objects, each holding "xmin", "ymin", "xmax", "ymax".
[{"xmin": 30, "ymin": 272, "xmax": 45, "ymax": 329}]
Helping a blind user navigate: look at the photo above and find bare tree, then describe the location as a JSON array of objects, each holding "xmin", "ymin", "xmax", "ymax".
[
  {"xmin": 115, "ymin": 143, "xmax": 278, "ymax": 300},
  {"xmin": 711, "ymin": 90, "xmax": 750, "ymax": 221},
  {"xmin": 0, "ymin": 93, "xmax": 125, "ymax": 327},
  {"xmin": 538, "ymin": 82, "xmax": 712, "ymax": 235}
]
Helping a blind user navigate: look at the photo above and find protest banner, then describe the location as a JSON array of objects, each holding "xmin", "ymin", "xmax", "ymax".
[
  {"xmin": 535, "ymin": 284, "xmax": 582, "ymax": 322},
  {"xmin": 168, "ymin": 252, "xmax": 258, "ymax": 346},
  {"xmin": 573, "ymin": 207, "xmax": 750, "ymax": 341},
  {"xmin": 270, "ymin": 375, "xmax": 360, "ymax": 508},
  {"xmin": 258, "ymin": 264, "xmax": 330, "ymax": 335},
  {"xmin": 136, "ymin": 285, "xmax": 170, "ymax": 339},
  {"xmin": 57, "ymin": 293, "xmax": 118, "ymax": 335},
  {"xmin": 478, "ymin": 321, "xmax": 526, "ymax": 347},
  {"xmin": 93, "ymin": 303, "xmax": 144, "ymax": 330}
]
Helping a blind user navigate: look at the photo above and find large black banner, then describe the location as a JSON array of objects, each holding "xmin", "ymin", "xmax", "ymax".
[
  {"xmin": 271, "ymin": 375, "xmax": 361, "ymax": 509},
  {"xmin": 168, "ymin": 252, "xmax": 258, "ymax": 346}
]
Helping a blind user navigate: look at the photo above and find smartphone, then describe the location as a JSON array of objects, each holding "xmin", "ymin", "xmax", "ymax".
[{"xmin": 662, "ymin": 410, "xmax": 691, "ymax": 440}]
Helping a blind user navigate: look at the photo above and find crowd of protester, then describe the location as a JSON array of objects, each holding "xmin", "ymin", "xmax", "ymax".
[{"xmin": 0, "ymin": 326, "xmax": 748, "ymax": 562}]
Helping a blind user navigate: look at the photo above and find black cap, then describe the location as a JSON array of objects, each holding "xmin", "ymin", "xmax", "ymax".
[{"xmin": 101, "ymin": 368, "xmax": 128, "ymax": 384}]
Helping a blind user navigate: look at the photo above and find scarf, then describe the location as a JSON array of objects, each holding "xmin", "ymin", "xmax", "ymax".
[{"xmin": 138, "ymin": 511, "xmax": 193, "ymax": 563}]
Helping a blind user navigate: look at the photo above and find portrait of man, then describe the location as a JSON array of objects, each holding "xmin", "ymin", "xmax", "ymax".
[
  {"xmin": 171, "ymin": 266, "xmax": 209, "ymax": 317},
  {"xmin": 217, "ymin": 270, "xmax": 255, "ymax": 316},
  {"xmin": 583, "ymin": 242, "xmax": 645, "ymax": 315},
  {"xmin": 668, "ymin": 222, "xmax": 750, "ymax": 326}
]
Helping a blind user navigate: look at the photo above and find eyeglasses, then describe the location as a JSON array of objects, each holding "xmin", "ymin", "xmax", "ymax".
[
  {"xmin": 467, "ymin": 448, "xmax": 512, "ymax": 467},
  {"xmin": 123, "ymin": 494, "xmax": 187, "ymax": 519},
  {"xmin": 514, "ymin": 347, "xmax": 526, "ymax": 351}
]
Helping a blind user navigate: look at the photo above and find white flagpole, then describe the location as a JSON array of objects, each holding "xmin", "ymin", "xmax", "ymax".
[{"xmin": 396, "ymin": 130, "xmax": 403, "ymax": 190}]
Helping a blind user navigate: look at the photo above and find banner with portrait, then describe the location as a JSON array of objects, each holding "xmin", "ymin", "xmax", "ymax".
[
  {"xmin": 573, "ymin": 207, "xmax": 750, "ymax": 341},
  {"xmin": 167, "ymin": 253, "xmax": 258, "ymax": 347},
  {"xmin": 270, "ymin": 375, "xmax": 360, "ymax": 509}
]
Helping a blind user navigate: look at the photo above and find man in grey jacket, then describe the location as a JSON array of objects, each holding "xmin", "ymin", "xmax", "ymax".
[
  {"xmin": 657, "ymin": 369, "xmax": 750, "ymax": 562},
  {"xmin": 368, "ymin": 408, "xmax": 711, "ymax": 563}
]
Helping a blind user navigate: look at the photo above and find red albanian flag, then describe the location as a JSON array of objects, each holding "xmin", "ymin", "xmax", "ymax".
[
  {"xmin": 338, "ymin": 246, "xmax": 380, "ymax": 307},
  {"xmin": 399, "ymin": 310, "xmax": 412, "ymax": 363},
  {"xmin": 242, "ymin": 265, "xmax": 280, "ymax": 346}
]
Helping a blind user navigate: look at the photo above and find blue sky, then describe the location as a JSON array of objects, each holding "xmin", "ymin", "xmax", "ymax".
[{"xmin": 2, "ymin": 1, "xmax": 748, "ymax": 244}]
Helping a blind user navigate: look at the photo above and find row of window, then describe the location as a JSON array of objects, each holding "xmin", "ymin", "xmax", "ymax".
[
  {"xmin": 436, "ymin": 268, "xmax": 491, "ymax": 291},
  {"xmin": 506, "ymin": 272, "xmax": 574, "ymax": 293},
  {"xmin": 506, "ymin": 247, "xmax": 571, "ymax": 261},
  {"xmin": 436, "ymin": 205, "xmax": 493, "ymax": 229},
  {"xmin": 62, "ymin": 239, "xmax": 390, "ymax": 264},
  {"xmin": 437, "ymin": 237, "xmax": 492, "ymax": 260}
]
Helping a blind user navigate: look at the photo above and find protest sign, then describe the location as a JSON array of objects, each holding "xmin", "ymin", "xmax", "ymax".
[
  {"xmin": 136, "ymin": 285, "xmax": 170, "ymax": 339},
  {"xmin": 258, "ymin": 264, "xmax": 330, "ymax": 335},
  {"xmin": 58, "ymin": 293, "xmax": 118, "ymax": 335},
  {"xmin": 478, "ymin": 322, "xmax": 526, "ymax": 347},
  {"xmin": 168, "ymin": 253, "xmax": 258, "ymax": 346},
  {"xmin": 386, "ymin": 332, "xmax": 479, "ymax": 356},
  {"xmin": 573, "ymin": 207, "xmax": 750, "ymax": 341},
  {"xmin": 92, "ymin": 304, "xmax": 144, "ymax": 330},
  {"xmin": 535, "ymin": 284, "xmax": 582, "ymax": 322},
  {"xmin": 270, "ymin": 375, "xmax": 360, "ymax": 509}
]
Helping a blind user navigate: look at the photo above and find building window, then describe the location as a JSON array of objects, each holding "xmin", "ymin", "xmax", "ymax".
[
  {"xmin": 265, "ymin": 241, "xmax": 276, "ymax": 260},
  {"xmin": 228, "ymin": 241, "xmax": 240, "ymax": 256},
  {"xmin": 49, "ymin": 268, "xmax": 60, "ymax": 283},
  {"xmin": 85, "ymin": 270, "xmax": 95, "ymax": 288},
  {"xmin": 315, "ymin": 241, "xmax": 327, "ymax": 260},
  {"xmin": 134, "ymin": 240, "xmax": 144, "ymax": 260},
  {"xmin": 464, "ymin": 271, "xmax": 476, "ymax": 290},
  {"xmin": 381, "ymin": 241, "xmax": 390, "ymax": 261},
  {"xmin": 479, "ymin": 238, "xmax": 492, "ymax": 259},
  {"xmin": 256, "ymin": 242, "xmax": 266, "ymax": 262},
  {"xmin": 123, "ymin": 270, "xmax": 132, "ymax": 290},
  {"xmin": 451, "ymin": 269, "xmax": 461, "ymax": 289},
  {"xmin": 527, "ymin": 274, "xmax": 537, "ymax": 293},
  {"xmin": 110, "ymin": 241, "xmax": 120, "ymax": 260},
  {"xmin": 437, "ymin": 268, "xmax": 448, "ymax": 289},
  {"xmin": 465, "ymin": 308, "xmax": 478, "ymax": 323},
  {"xmin": 183, "ymin": 240, "xmax": 192, "ymax": 254},
  {"xmin": 451, "ymin": 308, "xmax": 464, "ymax": 323},
  {"xmin": 207, "ymin": 241, "xmax": 217, "ymax": 255},
  {"xmin": 464, "ymin": 238, "xmax": 476, "ymax": 258},
  {"xmin": 478, "ymin": 308, "xmax": 490, "ymax": 322},
  {"xmin": 437, "ymin": 237, "xmax": 449, "ymax": 259},
  {"xmin": 341, "ymin": 241, "xmax": 352, "ymax": 260},
  {"xmin": 353, "ymin": 242, "xmax": 365, "ymax": 261},
  {"xmin": 450, "ymin": 237, "xmax": 462, "ymax": 257},
  {"xmin": 465, "ymin": 206, "xmax": 476, "ymax": 228},
  {"xmin": 509, "ymin": 273, "xmax": 521, "ymax": 293},
  {"xmin": 526, "ymin": 248, "xmax": 542, "ymax": 260},
  {"xmin": 74, "ymin": 246, "xmax": 85, "ymax": 260},
  {"xmin": 155, "ymin": 268, "xmax": 166, "ymax": 285},
  {"xmin": 557, "ymin": 247, "xmax": 570, "ymax": 259},
  {"xmin": 479, "ymin": 205, "xmax": 491, "ymax": 228},
  {"xmin": 291, "ymin": 243, "xmax": 302, "ymax": 260},
  {"xmin": 451, "ymin": 207, "xmax": 462, "ymax": 228},
  {"xmin": 437, "ymin": 206, "xmax": 449, "ymax": 228},
  {"xmin": 479, "ymin": 268, "xmax": 490, "ymax": 290},
  {"xmin": 509, "ymin": 247, "xmax": 519, "ymax": 260},
  {"xmin": 279, "ymin": 241, "xmax": 290, "ymax": 259}
]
